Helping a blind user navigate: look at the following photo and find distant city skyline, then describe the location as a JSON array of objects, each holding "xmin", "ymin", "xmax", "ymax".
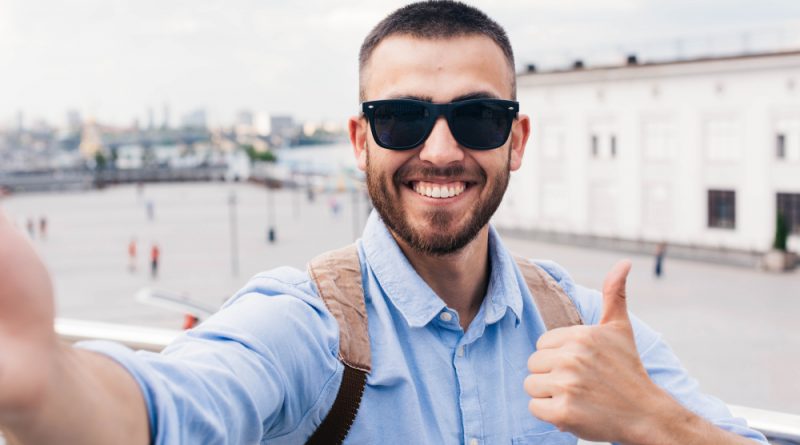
[{"xmin": 1, "ymin": 0, "xmax": 799, "ymax": 128}]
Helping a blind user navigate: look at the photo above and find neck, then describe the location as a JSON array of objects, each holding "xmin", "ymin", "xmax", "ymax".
[{"xmin": 394, "ymin": 227, "xmax": 491, "ymax": 331}]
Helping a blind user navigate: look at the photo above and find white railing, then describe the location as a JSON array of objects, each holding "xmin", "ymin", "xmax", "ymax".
[
  {"xmin": 729, "ymin": 405, "xmax": 800, "ymax": 444},
  {"xmin": 55, "ymin": 317, "xmax": 180, "ymax": 352},
  {"xmin": 55, "ymin": 318, "xmax": 800, "ymax": 444}
]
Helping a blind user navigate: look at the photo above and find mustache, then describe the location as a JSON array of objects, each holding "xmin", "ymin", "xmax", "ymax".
[{"xmin": 394, "ymin": 164, "xmax": 481, "ymax": 184}]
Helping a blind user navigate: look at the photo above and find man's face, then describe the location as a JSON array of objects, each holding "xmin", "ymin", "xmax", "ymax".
[{"xmin": 350, "ymin": 35, "xmax": 530, "ymax": 256}]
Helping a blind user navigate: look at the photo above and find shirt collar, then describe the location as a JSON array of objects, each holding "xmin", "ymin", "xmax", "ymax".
[
  {"xmin": 361, "ymin": 211, "xmax": 523, "ymax": 328},
  {"xmin": 484, "ymin": 226, "xmax": 524, "ymax": 326}
]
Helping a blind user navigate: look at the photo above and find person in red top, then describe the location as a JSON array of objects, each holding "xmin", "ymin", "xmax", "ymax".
[
  {"xmin": 127, "ymin": 238, "xmax": 137, "ymax": 273},
  {"xmin": 150, "ymin": 243, "xmax": 160, "ymax": 279}
]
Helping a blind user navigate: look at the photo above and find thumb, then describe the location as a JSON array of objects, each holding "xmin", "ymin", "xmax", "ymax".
[{"xmin": 599, "ymin": 260, "xmax": 632, "ymax": 325}]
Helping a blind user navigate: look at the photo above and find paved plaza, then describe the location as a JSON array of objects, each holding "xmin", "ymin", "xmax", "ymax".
[{"xmin": 2, "ymin": 182, "xmax": 799, "ymax": 415}]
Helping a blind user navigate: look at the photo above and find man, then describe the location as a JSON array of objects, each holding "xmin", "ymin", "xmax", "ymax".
[{"xmin": 0, "ymin": 2, "xmax": 767, "ymax": 444}]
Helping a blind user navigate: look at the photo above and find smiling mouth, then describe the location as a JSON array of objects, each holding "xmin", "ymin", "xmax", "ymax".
[{"xmin": 408, "ymin": 180, "xmax": 468, "ymax": 199}]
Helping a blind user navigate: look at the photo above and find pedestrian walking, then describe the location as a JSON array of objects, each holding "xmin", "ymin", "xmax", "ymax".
[
  {"xmin": 654, "ymin": 242, "xmax": 667, "ymax": 278},
  {"xmin": 329, "ymin": 196, "xmax": 340, "ymax": 217},
  {"xmin": 146, "ymin": 199, "xmax": 155, "ymax": 221},
  {"xmin": 25, "ymin": 218, "xmax": 35, "ymax": 239},
  {"xmin": 150, "ymin": 243, "xmax": 160, "ymax": 279},
  {"xmin": 38, "ymin": 216, "xmax": 47, "ymax": 240},
  {"xmin": 127, "ymin": 238, "xmax": 137, "ymax": 273}
]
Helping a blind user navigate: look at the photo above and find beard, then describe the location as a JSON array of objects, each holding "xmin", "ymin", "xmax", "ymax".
[{"xmin": 366, "ymin": 147, "xmax": 510, "ymax": 256}]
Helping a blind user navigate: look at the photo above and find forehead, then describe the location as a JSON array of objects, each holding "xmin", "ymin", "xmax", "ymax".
[{"xmin": 362, "ymin": 34, "xmax": 513, "ymax": 102}]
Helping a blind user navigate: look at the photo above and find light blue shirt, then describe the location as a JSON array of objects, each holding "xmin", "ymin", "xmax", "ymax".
[{"xmin": 84, "ymin": 212, "xmax": 767, "ymax": 444}]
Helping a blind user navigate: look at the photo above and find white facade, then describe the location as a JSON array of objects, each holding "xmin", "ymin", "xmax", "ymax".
[{"xmin": 495, "ymin": 51, "xmax": 800, "ymax": 252}]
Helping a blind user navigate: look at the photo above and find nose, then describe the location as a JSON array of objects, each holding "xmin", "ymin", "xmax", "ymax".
[{"xmin": 418, "ymin": 117, "xmax": 464, "ymax": 166}]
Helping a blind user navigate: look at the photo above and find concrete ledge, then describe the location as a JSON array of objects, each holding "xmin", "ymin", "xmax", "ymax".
[{"xmin": 497, "ymin": 227, "xmax": 796, "ymax": 269}]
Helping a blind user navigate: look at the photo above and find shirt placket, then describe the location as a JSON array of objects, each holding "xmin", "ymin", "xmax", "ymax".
[{"xmin": 453, "ymin": 334, "xmax": 484, "ymax": 445}]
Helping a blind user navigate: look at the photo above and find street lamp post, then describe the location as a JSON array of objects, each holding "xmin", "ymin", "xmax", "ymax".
[
  {"xmin": 228, "ymin": 190, "xmax": 239, "ymax": 277},
  {"xmin": 266, "ymin": 164, "xmax": 277, "ymax": 243}
]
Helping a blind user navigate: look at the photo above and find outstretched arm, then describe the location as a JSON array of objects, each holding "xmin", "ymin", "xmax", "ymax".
[{"xmin": 0, "ymin": 210, "xmax": 149, "ymax": 445}]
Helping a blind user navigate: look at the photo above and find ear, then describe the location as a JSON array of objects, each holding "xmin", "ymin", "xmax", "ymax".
[
  {"xmin": 509, "ymin": 114, "xmax": 530, "ymax": 172},
  {"xmin": 349, "ymin": 116, "xmax": 368, "ymax": 172}
]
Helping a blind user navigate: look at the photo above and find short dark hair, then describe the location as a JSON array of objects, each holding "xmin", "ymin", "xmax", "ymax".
[{"xmin": 359, "ymin": 1, "xmax": 516, "ymax": 101}]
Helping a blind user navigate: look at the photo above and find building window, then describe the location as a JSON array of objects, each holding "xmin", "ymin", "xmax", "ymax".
[
  {"xmin": 610, "ymin": 135, "xmax": 617, "ymax": 157},
  {"xmin": 775, "ymin": 119, "xmax": 800, "ymax": 161},
  {"xmin": 777, "ymin": 193, "xmax": 800, "ymax": 234},
  {"xmin": 540, "ymin": 124, "xmax": 565, "ymax": 160},
  {"xmin": 705, "ymin": 119, "xmax": 740, "ymax": 162},
  {"xmin": 589, "ymin": 124, "xmax": 617, "ymax": 160},
  {"xmin": 777, "ymin": 133, "xmax": 786, "ymax": 159},
  {"xmin": 644, "ymin": 120, "xmax": 675, "ymax": 161},
  {"xmin": 708, "ymin": 189, "xmax": 736, "ymax": 229}
]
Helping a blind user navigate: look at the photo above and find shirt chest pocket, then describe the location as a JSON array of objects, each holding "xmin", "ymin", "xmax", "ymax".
[{"xmin": 511, "ymin": 430, "xmax": 577, "ymax": 445}]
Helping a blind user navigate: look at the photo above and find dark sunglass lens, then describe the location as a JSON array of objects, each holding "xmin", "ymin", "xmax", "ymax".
[
  {"xmin": 372, "ymin": 102, "xmax": 429, "ymax": 149},
  {"xmin": 451, "ymin": 101, "xmax": 511, "ymax": 149}
]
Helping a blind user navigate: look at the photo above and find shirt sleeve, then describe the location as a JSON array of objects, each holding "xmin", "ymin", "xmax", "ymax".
[
  {"xmin": 535, "ymin": 260, "xmax": 769, "ymax": 444},
  {"xmin": 78, "ymin": 268, "xmax": 343, "ymax": 445}
]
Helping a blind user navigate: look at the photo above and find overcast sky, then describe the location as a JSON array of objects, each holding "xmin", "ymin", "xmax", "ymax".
[{"xmin": 1, "ymin": 0, "xmax": 799, "ymax": 128}]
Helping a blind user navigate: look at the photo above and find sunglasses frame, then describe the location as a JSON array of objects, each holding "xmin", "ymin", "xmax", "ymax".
[{"xmin": 361, "ymin": 98, "xmax": 519, "ymax": 151}]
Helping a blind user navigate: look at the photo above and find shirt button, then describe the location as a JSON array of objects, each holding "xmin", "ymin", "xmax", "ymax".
[
  {"xmin": 469, "ymin": 439, "xmax": 479, "ymax": 445},
  {"xmin": 439, "ymin": 311, "xmax": 453, "ymax": 322},
  {"xmin": 456, "ymin": 346, "xmax": 465, "ymax": 357}
]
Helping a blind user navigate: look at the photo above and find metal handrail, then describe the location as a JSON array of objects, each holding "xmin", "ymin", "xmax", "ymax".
[{"xmin": 54, "ymin": 318, "xmax": 800, "ymax": 442}]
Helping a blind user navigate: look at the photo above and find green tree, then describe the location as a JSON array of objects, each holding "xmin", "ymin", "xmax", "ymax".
[
  {"xmin": 773, "ymin": 211, "xmax": 789, "ymax": 251},
  {"xmin": 242, "ymin": 144, "xmax": 277, "ymax": 163},
  {"xmin": 94, "ymin": 152, "xmax": 107, "ymax": 170}
]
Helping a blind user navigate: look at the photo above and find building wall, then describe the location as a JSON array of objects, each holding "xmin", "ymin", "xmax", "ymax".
[{"xmin": 496, "ymin": 52, "xmax": 800, "ymax": 252}]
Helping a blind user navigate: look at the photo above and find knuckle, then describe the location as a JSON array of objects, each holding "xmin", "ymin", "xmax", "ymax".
[
  {"xmin": 535, "ymin": 333, "xmax": 550, "ymax": 350},
  {"xmin": 523, "ymin": 374, "xmax": 536, "ymax": 395},
  {"xmin": 527, "ymin": 352, "xmax": 538, "ymax": 372},
  {"xmin": 527, "ymin": 398, "xmax": 539, "ymax": 417},
  {"xmin": 551, "ymin": 398, "xmax": 573, "ymax": 430}
]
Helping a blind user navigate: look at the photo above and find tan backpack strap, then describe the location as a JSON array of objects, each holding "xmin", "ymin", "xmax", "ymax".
[
  {"xmin": 308, "ymin": 244, "xmax": 371, "ymax": 372},
  {"xmin": 306, "ymin": 244, "xmax": 371, "ymax": 445},
  {"xmin": 514, "ymin": 256, "xmax": 583, "ymax": 329}
]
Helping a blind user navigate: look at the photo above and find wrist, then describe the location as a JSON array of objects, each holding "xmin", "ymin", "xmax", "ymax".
[{"xmin": 624, "ymin": 386, "xmax": 696, "ymax": 445}]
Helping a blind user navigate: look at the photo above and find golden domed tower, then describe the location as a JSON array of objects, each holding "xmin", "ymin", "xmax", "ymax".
[{"xmin": 78, "ymin": 118, "xmax": 104, "ymax": 160}]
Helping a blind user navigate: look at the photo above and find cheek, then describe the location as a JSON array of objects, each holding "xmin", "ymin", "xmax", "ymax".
[
  {"xmin": 472, "ymin": 151, "xmax": 508, "ymax": 179},
  {"xmin": 368, "ymin": 148, "xmax": 415, "ymax": 182}
]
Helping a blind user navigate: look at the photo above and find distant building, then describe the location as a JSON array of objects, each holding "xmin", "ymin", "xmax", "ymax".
[
  {"xmin": 162, "ymin": 103, "xmax": 171, "ymax": 129},
  {"xmin": 270, "ymin": 115, "xmax": 297, "ymax": 145},
  {"xmin": 181, "ymin": 109, "xmax": 207, "ymax": 130},
  {"xmin": 495, "ymin": 50, "xmax": 800, "ymax": 254},
  {"xmin": 16, "ymin": 110, "xmax": 24, "ymax": 134},
  {"xmin": 66, "ymin": 109, "xmax": 82, "ymax": 134},
  {"xmin": 236, "ymin": 110, "xmax": 254, "ymax": 127},
  {"xmin": 234, "ymin": 110, "xmax": 255, "ymax": 140},
  {"xmin": 255, "ymin": 112, "xmax": 271, "ymax": 136}
]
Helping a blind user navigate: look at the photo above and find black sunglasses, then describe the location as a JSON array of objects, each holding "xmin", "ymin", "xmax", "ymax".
[{"xmin": 362, "ymin": 98, "xmax": 519, "ymax": 151}]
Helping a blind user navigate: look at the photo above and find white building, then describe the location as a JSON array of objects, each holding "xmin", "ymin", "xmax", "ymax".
[{"xmin": 495, "ymin": 50, "xmax": 800, "ymax": 255}]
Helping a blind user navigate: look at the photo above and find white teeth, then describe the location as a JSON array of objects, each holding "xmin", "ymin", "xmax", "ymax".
[{"xmin": 412, "ymin": 181, "xmax": 467, "ymax": 199}]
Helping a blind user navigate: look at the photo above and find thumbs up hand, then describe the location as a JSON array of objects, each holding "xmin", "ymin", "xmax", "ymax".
[{"xmin": 524, "ymin": 261, "xmax": 674, "ymax": 444}]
